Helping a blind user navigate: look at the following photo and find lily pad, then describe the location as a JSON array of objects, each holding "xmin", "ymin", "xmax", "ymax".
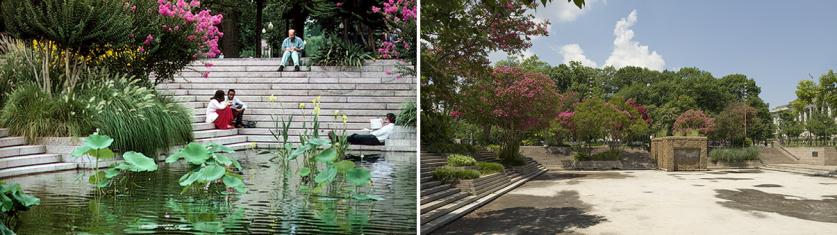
[
  {"xmin": 335, "ymin": 160, "xmax": 355, "ymax": 174},
  {"xmin": 178, "ymin": 171, "xmax": 201, "ymax": 186},
  {"xmin": 122, "ymin": 151, "xmax": 157, "ymax": 172},
  {"xmin": 299, "ymin": 167, "xmax": 311, "ymax": 177},
  {"xmin": 84, "ymin": 133, "xmax": 114, "ymax": 149},
  {"xmin": 206, "ymin": 142, "xmax": 234, "ymax": 153},
  {"xmin": 307, "ymin": 138, "xmax": 331, "ymax": 146},
  {"xmin": 196, "ymin": 164, "xmax": 226, "ymax": 182},
  {"xmin": 315, "ymin": 148, "xmax": 337, "ymax": 163},
  {"xmin": 314, "ymin": 166, "xmax": 337, "ymax": 184},
  {"xmin": 222, "ymin": 175, "xmax": 246, "ymax": 193},
  {"xmin": 181, "ymin": 143, "xmax": 211, "ymax": 165},
  {"xmin": 104, "ymin": 168, "xmax": 121, "ymax": 178},
  {"xmin": 213, "ymin": 154, "xmax": 233, "ymax": 166},
  {"xmin": 346, "ymin": 168, "xmax": 372, "ymax": 186},
  {"xmin": 88, "ymin": 171, "xmax": 111, "ymax": 188},
  {"xmin": 71, "ymin": 145, "xmax": 92, "ymax": 157},
  {"xmin": 87, "ymin": 148, "xmax": 115, "ymax": 159}
]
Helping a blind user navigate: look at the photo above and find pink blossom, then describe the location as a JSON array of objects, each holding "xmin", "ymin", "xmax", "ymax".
[
  {"xmin": 371, "ymin": 6, "xmax": 380, "ymax": 13},
  {"xmin": 190, "ymin": 0, "xmax": 200, "ymax": 7},
  {"xmin": 336, "ymin": 2, "xmax": 343, "ymax": 7},
  {"xmin": 204, "ymin": 62, "xmax": 214, "ymax": 68},
  {"xmin": 143, "ymin": 34, "xmax": 154, "ymax": 45},
  {"xmin": 131, "ymin": 5, "xmax": 137, "ymax": 12},
  {"xmin": 138, "ymin": 46, "xmax": 145, "ymax": 53},
  {"xmin": 201, "ymin": 71, "xmax": 210, "ymax": 79}
]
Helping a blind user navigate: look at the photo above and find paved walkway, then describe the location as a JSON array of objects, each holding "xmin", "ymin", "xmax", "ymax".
[{"xmin": 433, "ymin": 169, "xmax": 837, "ymax": 235}]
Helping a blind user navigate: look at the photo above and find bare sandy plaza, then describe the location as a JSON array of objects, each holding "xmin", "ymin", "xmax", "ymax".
[{"xmin": 434, "ymin": 170, "xmax": 837, "ymax": 235}]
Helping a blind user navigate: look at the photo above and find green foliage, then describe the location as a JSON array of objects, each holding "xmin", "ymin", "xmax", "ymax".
[
  {"xmin": 485, "ymin": 144, "xmax": 502, "ymax": 155},
  {"xmin": 166, "ymin": 142, "xmax": 246, "ymax": 194},
  {"xmin": 2, "ymin": 0, "xmax": 132, "ymax": 56},
  {"xmin": 396, "ymin": 100, "xmax": 416, "ymax": 127},
  {"xmin": 426, "ymin": 142, "xmax": 477, "ymax": 156},
  {"xmin": 446, "ymin": 154, "xmax": 476, "ymax": 167},
  {"xmin": 72, "ymin": 133, "xmax": 158, "ymax": 189},
  {"xmin": 303, "ymin": 35, "xmax": 325, "ymax": 58},
  {"xmin": 431, "ymin": 166, "xmax": 480, "ymax": 184},
  {"xmin": 709, "ymin": 147, "xmax": 759, "ymax": 163},
  {"xmin": 0, "ymin": 181, "xmax": 40, "ymax": 215},
  {"xmin": 476, "ymin": 162, "xmax": 504, "ymax": 175},
  {"xmin": 310, "ymin": 35, "xmax": 374, "ymax": 67},
  {"xmin": 575, "ymin": 149, "xmax": 621, "ymax": 161},
  {"xmin": 0, "ymin": 85, "xmax": 93, "ymax": 142}
]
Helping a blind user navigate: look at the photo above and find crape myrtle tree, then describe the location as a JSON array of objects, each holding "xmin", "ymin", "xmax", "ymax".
[
  {"xmin": 421, "ymin": 0, "xmax": 584, "ymax": 147},
  {"xmin": 558, "ymin": 96, "xmax": 650, "ymax": 155},
  {"xmin": 713, "ymin": 102, "xmax": 758, "ymax": 146},
  {"xmin": 459, "ymin": 66, "xmax": 561, "ymax": 164},
  {"xmin": 672, "ymin": 109, "xmax": 715, "ymax": 136}
]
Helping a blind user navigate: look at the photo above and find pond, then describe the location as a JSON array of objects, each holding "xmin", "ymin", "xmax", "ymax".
[{"xmin": 4, "ymin": 151, "xmax": 417, "ymax": 234}]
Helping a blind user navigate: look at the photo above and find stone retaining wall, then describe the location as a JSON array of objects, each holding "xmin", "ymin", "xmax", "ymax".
[
  {"xmin": 651, "ymin": 136, "xmax": 708, "ymax": 171},
  {"xmin": 784, "ymin": 147, "xmax": 837, "ymax": 165}
]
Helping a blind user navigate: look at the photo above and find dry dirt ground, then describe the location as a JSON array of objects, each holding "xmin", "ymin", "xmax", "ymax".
[{"xmin": 433, "ymin": 169, "xmax": 837, "ymax": 235}]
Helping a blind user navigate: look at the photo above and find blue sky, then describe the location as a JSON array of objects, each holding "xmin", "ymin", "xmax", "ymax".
[{"xmin": 490, "ymin": 0, "xmax": 837, "ymax": 108}]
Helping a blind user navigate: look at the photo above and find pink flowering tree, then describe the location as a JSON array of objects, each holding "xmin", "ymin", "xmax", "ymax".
[
  {"xmin": 95, "ymin": 0, "xmax": 223, "ymax": 85},
  {"xmin": 461, "ymin": 66, "xmax": 560, "ymax": 164},
  {"xmin": 673, "ymin": 109, "xmax": 716, "ymax": 136},
  {"xmin": 371, "ymin": 0, "xmax": 416, "ymax": 62}
]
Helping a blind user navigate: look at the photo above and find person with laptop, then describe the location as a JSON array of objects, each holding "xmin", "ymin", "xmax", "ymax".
[{"xmin": 347, "ymin": 113, "xmax": 396, "ymax": 145}]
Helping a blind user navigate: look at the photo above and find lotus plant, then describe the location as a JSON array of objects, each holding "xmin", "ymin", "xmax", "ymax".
[
  {"xmin": 72, "ymin": 133, "xmax": 158, "ymax": 189},
  {"xmin": 165, "ymin": 142, "xmax": 246, "ymax": 194}
]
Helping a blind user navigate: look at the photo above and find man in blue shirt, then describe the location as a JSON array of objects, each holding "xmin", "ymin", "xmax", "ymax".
[{"xmin": 277, "ymin": 29, "xmax": 304, "ymax": 72}]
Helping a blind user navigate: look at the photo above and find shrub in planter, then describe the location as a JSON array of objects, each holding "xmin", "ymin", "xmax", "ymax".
[
  {"xmin": 447, "ymin": 154, "xmax": 476, "ymax": 167},
  {"xmin": 432, "ymin": 166, "xmax": 480, "ymax": 184},
  {"xmin": 476, "ymin": 162, "xmax": 504, "ymax": 175},
  {"xmin": 575, "ymin": 149, "xmax": 622, "ymax": 161},
  {"xmin": 709, "ymin": 147, "xmax": 759, "ymax": 163}
]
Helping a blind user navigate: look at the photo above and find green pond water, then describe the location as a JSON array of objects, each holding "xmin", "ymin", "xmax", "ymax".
[{"xmin": 4, "ymin": 151, "xmax": 417, "ymax": 234}]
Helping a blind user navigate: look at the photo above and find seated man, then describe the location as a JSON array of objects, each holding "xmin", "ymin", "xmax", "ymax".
[
  {"xmin": 224, "ymin": 89, "xmax": 248, "ymax": 128},
  {"xmin": 347, "ymin": 113, "xmax": 396, "ymax": 145},
  {"xmin": 276, "ymin": 29, "xmax": 304, "ymax": 72}
]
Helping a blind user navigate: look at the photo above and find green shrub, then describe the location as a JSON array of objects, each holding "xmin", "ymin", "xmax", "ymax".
[
  {"xmin": 476, "ymin": 162, "xmax": 504, "ymax": 174},
  {"xmin": 396, "ymin": 100, "xmax": 416, "ymax": 127},
  {"xmin": 0, "ymin": 85, "xmax": 94, "ymax": 142},
  {"xmin": 710, "ymin": 147, "xmax": 759, "ymax": 163},
  {"xmin": 79, "ymin": 74, "xmax": 193, "ymax": 156},
  {"xmin": 311, "ymin": 35, "xmax": 374, "ymax": 67},
  {"xmin": 427, "ymin": 142, "xmax": 477, "ymax": 156},
  {"xmin": 485, "ymin": 144, "xmax": 502, "ymax": 155},
  {"xmin": 501, "ymin": 155, "xmax": 526, "ymax": 166},
  {"xmin": 432, "ymin": 166, "xmax": 480, "ymax": 183},
  {"xmin": 303, "ymin": 35, "xmax": 324, "ymax": 58},
  {"xmin": 575, "ymin": 149, "xmax": 622, "ymax": 161},
  {"xmin": 447, "ymin": 154, "xmax": 476, "ymax": 167}
]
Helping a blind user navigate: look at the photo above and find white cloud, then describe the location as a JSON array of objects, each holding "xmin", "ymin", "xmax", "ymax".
[
  {"xmin": 559, "ymin": 44, "xmax": 598, "ymax": 67},
  {"xmin": 603, "ymin": 10, "xmax": 665, "ymax": 71},
  {"xmin": 535, "ymin": 0, "xmax": 596, "ymax": 23}
]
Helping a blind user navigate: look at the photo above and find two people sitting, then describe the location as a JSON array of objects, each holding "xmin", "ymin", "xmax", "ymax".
[
  {"xmin": 346, "ymin": 113, "xmax": 397, "ymax": 146},
  {"xmin": 205, "ymin": 89, "xmax": 247, "ymax": 129},
  {"xmin": 276, "ymin": 29, "xmax": 304, "ymax": 72}
]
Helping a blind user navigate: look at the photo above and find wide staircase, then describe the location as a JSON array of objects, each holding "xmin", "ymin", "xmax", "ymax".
[
  {"xmin": 0, "ymin": 129, "xmax": 76, "ymax": 178},
  {"xmin": 419, "ymin": 149, "xmax": 547, "ymax": 234},
  {"xmin": 157, "ymin": 58, "xmax": 415, "ymax": 150}
]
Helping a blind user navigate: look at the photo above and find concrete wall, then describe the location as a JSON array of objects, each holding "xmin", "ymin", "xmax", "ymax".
[{"xmin": 784, "ymin": 147, "xmax": 837, "ymax": 165}]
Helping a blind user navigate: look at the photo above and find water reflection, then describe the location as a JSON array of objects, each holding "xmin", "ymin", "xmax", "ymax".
[{"xmin": 5, "ymin": 151, "xmax": 416, "ymax": 234}]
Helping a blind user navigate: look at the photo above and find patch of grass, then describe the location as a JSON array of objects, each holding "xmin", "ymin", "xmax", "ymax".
[
  {"xmin": 447, "ymin": 154, "xmax": 476, "ymax": 167},
  {"xmin": 432, "ymin": 166, "xmax": 480, "ymax": 183},
  {"xmin": 427, "ymin": 142, "xmax": 477, "ymax": 155},
  {"xmin": 476, "ymin": 162, "xmax": 504, "ymax": 174},
  {"xmin": 575, "ymin": 149, "xmax": 621, "ymax": 161},
  {"xmin": 395, "ymin": 100, "xmax": 416, "ymax": 127},
  {"xmin": 710, "ymin": 147, "xmax": 759, "ymax": 163},
  {"xmin": 0, "ymin": 85, "xmax": 94, "ymax": 142}
]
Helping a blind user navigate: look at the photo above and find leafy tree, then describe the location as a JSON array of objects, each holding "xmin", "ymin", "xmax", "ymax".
[
  {"xmin": 672, "ymin": 109, "xmax": 715, "ymax": 136},
  {"xmin": 713, "ymin": 103, "xmax": 757, "ymax": 146},
  {"xmin": 805, "ymin": 110, "xmax": 836, "ymax": 142},
  {"xmin": 460, "ymin": 66, "xmax": 560, "ymax": 163}
]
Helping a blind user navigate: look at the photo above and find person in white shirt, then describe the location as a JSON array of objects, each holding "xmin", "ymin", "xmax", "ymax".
[
  {"xmin": 347, "ymin": 113, "xmax": 396, "ymax": 145},
  {"xmin": 206, "ymin": 90, "xmax": 234, "ymax": 129},
  {"xmin": 224, "ymin": 89, "xmax": 247, "ymax": 128}
]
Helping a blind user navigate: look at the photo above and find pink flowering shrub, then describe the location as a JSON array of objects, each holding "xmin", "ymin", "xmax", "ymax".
[
  {"xmin": 94, "ymin": 0, "xmax": 223, "ymax": 85},
  {"xmin": 673, "ymin": 109, "xmax": 715, "ymax": 135},
  {"xmin": 371, "ymin": 0, "xmax": 416, "ymax": 62}
]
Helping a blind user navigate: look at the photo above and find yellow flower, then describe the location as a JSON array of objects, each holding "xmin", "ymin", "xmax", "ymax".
[
  {"xmin": 314, "ymin": 106, "xmax": 320, "ymax": 116},
  {"xmin": 342, "ymin": 114, "xmax": 348, "ymax": 124},
  {"xmin": 298, "ymin": 103, "xmax": 305, "ymax": 109},
  {"xmin": 249, "ymin": 142, "xmax": 257, "ymax": 149},
  {"xmin": 267, "ymin": 95, "xmax": 277, "ymax": 102},
  {"xmin": 333, "ymin": 110, "xmax": 340, "ymax": 119}
]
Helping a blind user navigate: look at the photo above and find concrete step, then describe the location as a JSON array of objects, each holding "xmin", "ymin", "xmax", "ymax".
[
  {"xmin": 761, "ymin": 165, "xmax": 836, "ymax": 177},
  {"xmin": 162, "ymin": 84, "xmax": 414, "ymax": 93},
  {"xmin": 195, "ymin": 135, "xmax": 248, "ymax": 145},
  {"xmin": 0, "ymin": 154, "xmax": 62, "ymax": 169},
  {"xmin": 420, "ymin": 191, "xmax": 469, "ymax": 214},
  {"xmin": 0, "ymin": 137, "xmax": 25, "ymax": 148},
  {"xmin": 0, "ymin": 163, "xmax": 77, "ymax": 178},
  {"xmin": 179, "ymin": 101, "xmax": 399, "ymax": 110},
  {"xmin": 421, "ymin": 184, "xmax": 451, "ymax": 197},
  {"xmin": 0, "ymin": 129, "xmax": 7, "ymax": 138},
  {"xmin": 193, "ymin": 129, "xmax": 239, "ymax": 139},
  {"xmin": 421, "ymin": 180, "xmax": 441, "ymax": 189},
  {"xmin": 192, "ymin": 123, "xmax": 215, "ymax": 131},
  {"xmin": 0, "ymin": 145, "xmax": 47, "ymax": 158},
  {"xmin": 421, "ymin": 187, "xmax": 460, "ymax": 205},
  {"xmin": 169, "ymin": 95, "xmax": 409, "ymax": 103}
]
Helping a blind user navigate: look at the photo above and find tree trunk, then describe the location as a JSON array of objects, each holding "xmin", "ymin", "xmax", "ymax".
[
  {"xmin": 481, "ymin": 125, "xmax": 492, "ymax": 145},
  {"xmin": 254, "ymin": 0, "xmax": 264, "ymax": 58},
  {"xmin": 220, "ymin": 9, "xmax": 241, "ymax": 58}
]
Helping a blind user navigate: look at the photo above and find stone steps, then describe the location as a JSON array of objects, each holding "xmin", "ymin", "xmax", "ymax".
[
  {"xmin": 0, "ymin": 154, "xmax": 63, "ymax": 169},
  {"xmin": 0, "ymin": 163, "xmax": 77, "ymax": 178},
  {"xmin": 420, "ymin": 191, "xmax": 470, "ymax": 215},
  {"xmin": 0, "ymin": 145, "xmax": 46, "ymax": 158},
  {"xmin": 0, "ymin": 137, "xmax": 26, "ymax": 148},
  {"xmin": 421, "ymin": 184, "xmax": 450, "ymax": 197},
  {"xmin": 761, "ymin": 164, "xmax": 837, "ymax": 177}
]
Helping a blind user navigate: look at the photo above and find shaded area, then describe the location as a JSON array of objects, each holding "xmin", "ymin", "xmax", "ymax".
[
  {"xmin": 706, "ymin": 169, "xmax": 763, "ymax": 174},
  {"xmin": 753, "ymin": 184, "xmax": 782, "ymax": 188},
  {"xmin": 700, "ymin": 177, "xmax": 753, "ymax": 181},
  {"xmin": 433, "ymin": 191, "xmax": 605, "ymax": 234},
  {"xmin": 715, "ymin": 189, "xmax": 837, "ymax": 223}
]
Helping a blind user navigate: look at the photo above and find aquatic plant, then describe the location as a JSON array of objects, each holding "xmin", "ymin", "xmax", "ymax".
[
  {"xmin": 72, "ymin": 133, "xmax": 158, "ymax": 189},
  {"xmin": 165, "ymin": 142, "xmax": 246, "ymax": 194},
  {"xmin": 0, "ymin": 181, "xmax": 41, "ymax": 234}
]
